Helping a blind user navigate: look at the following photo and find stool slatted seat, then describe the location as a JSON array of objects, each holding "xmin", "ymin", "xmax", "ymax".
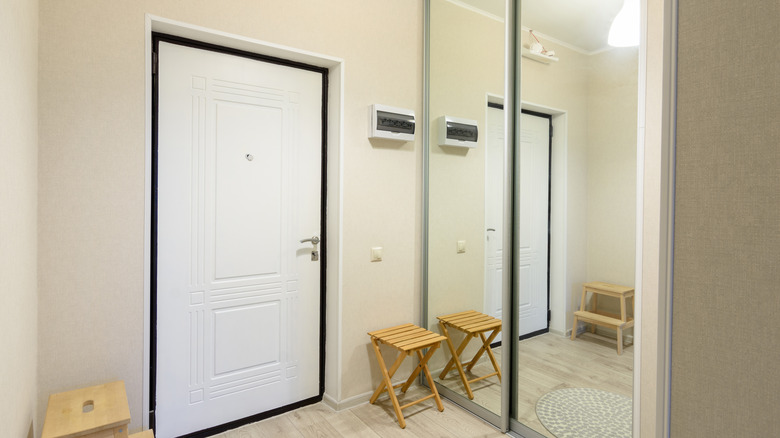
[
  {"xmin": 437, "ymin": 310, "xmax": 502, "ymax": 400},
  {"xmin": 368, "ymin": 323, "xmax": 447, "ymax": 429}
]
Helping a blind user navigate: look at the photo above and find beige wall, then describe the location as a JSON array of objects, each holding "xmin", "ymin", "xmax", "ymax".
[
  {"xmin": 37, "ymin": 0, "xmax": 422, "ymax": 431},
  {"xmin": 0, "ymin": 0, "xmax": 39, "ymax": 436},
  {"xmin": 586, "ymin": 48, "xmax": 638, "ymax": 290},
  {"xmin": 670, "ymin": 0, "xmax": 780, "ymax": 435},
  {"xmin": 585, "ymin": 47, "xmax": 638, "ymax": 326}
]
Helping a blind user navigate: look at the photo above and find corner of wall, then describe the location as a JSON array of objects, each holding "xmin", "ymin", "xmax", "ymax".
[{"xmin": 0, "ymin": 0, "xmax": 39, "ymax": 436}]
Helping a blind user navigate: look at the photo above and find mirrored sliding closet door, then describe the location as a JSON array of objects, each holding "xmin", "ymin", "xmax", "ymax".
[
  {"xmin": 424, "ymin": 0, "xmax": 508, "ymax": 424},
  {"xmin": 424, "ymin": 1, "xmax": 639, "ymax": 436}
]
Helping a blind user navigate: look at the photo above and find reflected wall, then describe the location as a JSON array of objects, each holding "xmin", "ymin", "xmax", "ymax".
[{"xmin": 426, "ymin": 0, "xmax": 505, "ymax": 413}]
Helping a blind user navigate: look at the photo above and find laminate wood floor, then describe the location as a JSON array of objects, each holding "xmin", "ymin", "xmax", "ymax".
[
  {"xmin": 210, "ymin": 332, "xmax": 631, "ymax": 438},
  {"xmin": 208, "ymin": 387, "xmax": 505, "ymax": 438}
]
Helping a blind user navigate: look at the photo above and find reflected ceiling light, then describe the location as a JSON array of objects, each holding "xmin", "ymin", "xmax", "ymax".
[{"xmin": 608, "ymin": 0, "xmax": 640, "ymax": 47}]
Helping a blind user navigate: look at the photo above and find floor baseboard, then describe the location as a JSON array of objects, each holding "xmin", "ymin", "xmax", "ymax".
[{"xmin": 322, "ymin": 379, "xmax": 421, "ymax": 411}]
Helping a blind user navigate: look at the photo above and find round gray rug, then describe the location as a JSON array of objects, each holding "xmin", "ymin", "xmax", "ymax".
[{"xmin": 535, "ymin": 388, "xmax": 631, "ymax": 438}]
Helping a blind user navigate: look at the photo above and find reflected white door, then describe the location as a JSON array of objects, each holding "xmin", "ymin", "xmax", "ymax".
[
  {"xmin": 517, "ymin": 112, "xmax": 550, "ymax": 336},
  {"xmin": 485, "ymin": 105, "xmax": 504, "ymax": 337},
  {"xmin": 155, "ymin": 41, "xmax": 323, "ymax": 438}
]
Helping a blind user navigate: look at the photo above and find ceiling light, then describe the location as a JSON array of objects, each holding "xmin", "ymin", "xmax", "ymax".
[{"xmin": 608, "ymin": 0, "xmax": 640, "ymax": 47}]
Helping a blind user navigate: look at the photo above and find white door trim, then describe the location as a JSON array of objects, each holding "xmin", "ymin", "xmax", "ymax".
[
  {"xmin": 144, "ymin": 15, "xmax": 345, "ymax": 430},
  {"xmin": 635, "ymin": 0, "xmax": 677, "ymax": 435}
]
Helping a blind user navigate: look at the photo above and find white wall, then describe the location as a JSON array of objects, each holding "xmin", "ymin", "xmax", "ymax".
[
  {"xmin": 37, "ymin": 0, "xmax": 422, "ymax": 431},
  {"xmin": 0, "ymin": 0, "xmax": 39, "ymax": 436}
]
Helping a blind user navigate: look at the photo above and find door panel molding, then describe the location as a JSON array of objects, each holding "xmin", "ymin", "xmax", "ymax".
[{"xmin": 151, "ymin": 34, "xmax": 328, "ymax": 438}]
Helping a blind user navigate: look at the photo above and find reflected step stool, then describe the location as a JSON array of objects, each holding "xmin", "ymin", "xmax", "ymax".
[
  {"xmin": 368, "ymin": 323, "xmax": 447, "ymax": 429},
  {"xmin": 571, "ymin": 281, "xmax": 635, "ymax": 355},
  {"xmin": 437, "ymin": 310, "xmax": 502, "ymax": 400},
  {"xmin": 42, "ymin": 381, "xmax": 131, "ymax": 438}
]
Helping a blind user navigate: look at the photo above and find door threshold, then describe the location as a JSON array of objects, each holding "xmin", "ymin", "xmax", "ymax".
[{"xmin": 174, "ymin": 394, "xmax": 322, "ymax": 438}]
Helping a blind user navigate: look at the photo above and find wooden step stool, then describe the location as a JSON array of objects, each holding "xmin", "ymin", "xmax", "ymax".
[
  {"xmin": 571, "ymin": 281, "xmax": 635, "ymax": 355},
  {"xmin": 437, "ymin": 310, "xmax": 502, "ymax": 400},
  {"xmin": 42, "ymin": 381, "xmax": 131, "ymax": 438},
  {"xmin": 368, "ymin": 323, "xmax": 447, "ymax": 429}
]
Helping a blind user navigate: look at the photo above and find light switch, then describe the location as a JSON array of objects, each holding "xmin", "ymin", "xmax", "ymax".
[
  {"xmin": 371, "ymin": 247, "xmax": 383, "ymax": 262},
  {"xmin": 457, "ymin": 240, "xmax": 466, "ymax": 253}
]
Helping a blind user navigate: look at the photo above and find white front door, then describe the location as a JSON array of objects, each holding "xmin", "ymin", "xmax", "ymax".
[
  {"xmin": 155, "ymin": 41, "xmax": 324, "ymax": 438},
  {"xmin": 517, "ymin": 112, "xmax": 550, "ymax": 337}
]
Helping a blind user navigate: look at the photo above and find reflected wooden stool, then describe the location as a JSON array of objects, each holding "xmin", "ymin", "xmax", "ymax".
[
  {"xmin": 368, "ymin": 323, "xmax": 447, "ymax": 429},
  {"xmin": 437, "ymin": 310, "xmax": 502, "ymax": 400},
  {"xmin": 571, "ymin": 281, "xmax": 635, "ymax": 355}
]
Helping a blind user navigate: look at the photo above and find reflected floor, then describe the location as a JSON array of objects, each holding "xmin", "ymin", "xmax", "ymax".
[{"xmin": 436, "ymin": 331, "xmax": 633, "ymax": 437}]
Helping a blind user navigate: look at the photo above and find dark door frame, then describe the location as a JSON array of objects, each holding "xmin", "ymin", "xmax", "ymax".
[
  {"xmin": 518, "ymin": 108, "xmax": 553, "ymax": 341},
  {"xmin": 487, "ymin": 104, "xmax": 554, "ymax": 342}
]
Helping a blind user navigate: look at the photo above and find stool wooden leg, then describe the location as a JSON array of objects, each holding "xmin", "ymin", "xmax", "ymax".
[
  {"xmin": 438, "ymin": 323, "xmax": 468, "ymax": 378},
  {"xmin": 573, "ymin": 287, "xmax": 588, "ymax": 339},
  {"xmin": 438, "ymin": 322, "xmax": 474, "ymax": 399},
  {"xmin": 416, "ymin": 348, "xmax": 444, "ymax": 412},
  {"xmin": 620, "ymin": 295, "xmax": 627, "ymax": 322},
  {"xmin": 465, "ymin": 333, "xmax": 487, "ymax": 372},
  {"xmin": 465, "ymin": 329, "xmax": 499, "ymax": 373},
  {"xmin": 618, "ymin": 295, "xmax": 628, "ymax": 355},
  {"xmin": 481, "ymin": 330, "xmax": 502, "ymax": 382},
  {"xmin": 369, "ymin": 339, "xmax": 407, "ymax": 428},
  {"xmin": 401, "ymin": 344, "xmax": 438, "ymax": 393},
  {"xmin": 369, "ymin": 343, "xmax": 407, "ymax": 404},
  {"xmin": 571, "ymin": 315, "xmax": 579, "ymax": 340}
]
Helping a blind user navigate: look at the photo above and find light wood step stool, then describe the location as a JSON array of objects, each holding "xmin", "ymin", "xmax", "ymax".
[
  {"xmin": 42, "ymin": 381, "xmax": 131, "ymax": 438},
  {"xmin": 42, "ymin": 381, "xmax": 155, "ymax": 438},
  {"xmin": 571, "ymin": 281, "xmax": 635, "ymax": 355},
  {"xmin": 368, "ymin": 323, "xmax": 447, "ymax": 429},
  {"xmin": 437, "ymin": 310, "xmax": 502, "ymax": 400}
]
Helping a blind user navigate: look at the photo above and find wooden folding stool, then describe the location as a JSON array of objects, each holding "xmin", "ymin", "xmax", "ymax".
[
  {"xmin": 437, "ymin": 310, "xmax": 502, "ymax": 400},
  {"xmin": 368, "ymin": 323, "xmax": 447, "ymax": 428}
]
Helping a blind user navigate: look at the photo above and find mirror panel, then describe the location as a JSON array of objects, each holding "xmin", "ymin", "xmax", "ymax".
[
  {"xmin": 512, "ymin": 1, "xmax": 638, "ymax": 436},
  {"xmin": 426, "ymin": 0, "xmax": 506, "ymax": 416},
  {"xmin": 426, "ymin": 0, "xmax": 638, "ymax": 434}
]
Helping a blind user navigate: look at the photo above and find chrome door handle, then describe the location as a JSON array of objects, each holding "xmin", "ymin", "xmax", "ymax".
[
  {"xmin": 300, "ymin": 236, "xmax": 320, "ymax": 245},
  {"xmin": 300, "ymin": 236, "xmax": 320, "ymax": 261}
]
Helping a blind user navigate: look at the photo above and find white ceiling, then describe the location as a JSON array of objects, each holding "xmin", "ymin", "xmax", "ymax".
[{"xmin": 456, "ymin": 0, "xmax": 625, "ymax": 53}]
